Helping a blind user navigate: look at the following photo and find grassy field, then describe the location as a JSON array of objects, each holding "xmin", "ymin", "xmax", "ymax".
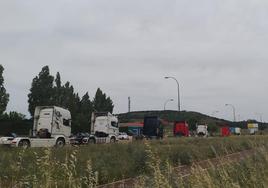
[
  {"xmin": 138, "ymin": 145, "xmax": 268, "ymax": 188},
  {"xmin": 0, "ymin": 136, "xmax": 268, "ymax": 187}
]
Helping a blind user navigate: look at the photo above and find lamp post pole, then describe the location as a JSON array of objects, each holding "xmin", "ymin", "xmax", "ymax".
[
  {"xmin": 164, "ymin": 99, "xmax": 174, "ymax": 111},
  {"xmin": 165, "ymin": 76, "xmax": 180, "ymax": 112},
  {"xmin": 225, "ymin": 104, "xmax": 236, "ymax": 122}
]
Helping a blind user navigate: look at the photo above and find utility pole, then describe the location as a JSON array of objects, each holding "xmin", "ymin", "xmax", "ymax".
[{"xmin": 128, "ymin": 97, "xmax": 131, "ymax": 113}]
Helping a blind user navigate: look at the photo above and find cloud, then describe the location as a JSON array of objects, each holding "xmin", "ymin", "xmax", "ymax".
[{"xmin": 0, "ymin": 0, "xmax": 268, "ymax": 121}]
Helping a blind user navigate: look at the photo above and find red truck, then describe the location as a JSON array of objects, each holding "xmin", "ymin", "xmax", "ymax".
[
  {"xmin": 221, "ymin": 126, "xmax": 230, "ymax": 137},
  {"xmin": 174, "ymin": 121, "xmax": 189, "ymax": 137}
]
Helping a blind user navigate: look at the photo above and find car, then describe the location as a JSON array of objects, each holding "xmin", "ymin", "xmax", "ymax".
[
  {"xmin": 70, "ymin": 132, "xmax": 90, "ymax": 145},
  {"xmin": 118, "ymin": 132, "xmax": 129, "ymax": 140},
  {"xmin": 0, "ymin": 133, "xmax": 17, "ymax": 146}
]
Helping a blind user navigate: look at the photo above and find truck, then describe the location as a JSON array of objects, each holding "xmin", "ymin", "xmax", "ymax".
[
  {"xmin": 229, "ymin": 127, "xmax": 236, "ymax": 134},
  {"xmin": 230, "ymin": 127, "xmax": 241, "ymax": 135},
  {"xmin": 0, "ymin": 133, "xmax": 17, "ymax": 146},
  {"xmin": 173, "ymin": 121, "xmax": 189, "ymax": 137},
  {"xmin": 221, "ymin": 126, "xmax": 230, "ymax": 137},
  {"xmin": 234, "ymin": 127, "xmax": 241, "ymax": 135},
  {"xmin": 143, "ymin": 116, "xmax": 163, "ymax": 139},
  {"xmin": 248, "ymin": 123, "xmax": 258, "ymax": 135},
  {"xmin": 196, "ymin": 124, "xmax": 208, "ymax": 137},
  {"xmin": 84, "ymin": 112, "xmax": 119, "ymax": 144},
  {"xmin": 11, "ymin": 106, "xmax": 71, "ymax": 148}
]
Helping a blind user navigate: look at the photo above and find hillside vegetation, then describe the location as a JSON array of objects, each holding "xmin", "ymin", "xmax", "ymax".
[{"xmin": 118, "ymin": 110, "xmax": 268, "ymax": 131}]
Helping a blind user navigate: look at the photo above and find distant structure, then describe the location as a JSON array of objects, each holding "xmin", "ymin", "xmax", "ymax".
[{"xmin": 128, "ymin": 97, "xmax": 131, "ymax": 113}]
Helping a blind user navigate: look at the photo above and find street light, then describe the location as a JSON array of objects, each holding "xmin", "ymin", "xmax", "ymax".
[
  {"xmin": 225, "ymin": 104, "xmax": 236, "ymax": 122},
  {"xmin": 165, "ymin": 76, "xmax": 181, "ymax": 112},
  {"xmin": 164, "ymin": 99, "xmax": 174, "ymax": 111}
]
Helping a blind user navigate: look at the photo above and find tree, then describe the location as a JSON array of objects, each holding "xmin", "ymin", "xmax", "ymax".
[
  {"xmin": 53, "ymin": 72, "xmax": 64, "ymax": 106},
  {"xmin": 60, "ymin": 82, "xmax": 80, "ymax": 114},
  {"xmin": 93, "ymin": 88, "xmax": 114, "ymax": 113},
  {"xmin": 0, "ymin": 111, "xmax": 26, "ymax": 121},
  {"xmin": 28, "ymin": 66, "xmax": 54, "ymax": 116},
  {"xmin": 0, "ymin": 65, "xmax": 9, "ymax": 114},
  {"xmin": 80, "ymin": 92, "xmax": 93, "ymax": 115},
  {"xmin": 72, "ymin": 92, "xmax": 93, "ymax": 133},
  {"xmin": 55, "ymin": 72, "xmax": 61, "ymax": 89},
  {"xmin": 207, "ymin": 123, "xmax": 219, "ymax": 134},
  {"xmin": 188, "ymin": 117, "xmax": 198, "ymax": 131}
]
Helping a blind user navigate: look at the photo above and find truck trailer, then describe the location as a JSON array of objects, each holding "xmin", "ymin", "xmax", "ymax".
[
  {"xmin": 143, "ymin": 116, "xmax": 163, "ymax": 139},
  {"xmin": 11, "ymin": 106, "xmax": 71, "ymax": 148}
]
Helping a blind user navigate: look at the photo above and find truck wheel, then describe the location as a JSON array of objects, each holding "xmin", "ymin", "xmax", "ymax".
[
  {"xmin": 88, "ymin": 138, "xmax": 95, "ymax": 144},
  {"xmin": 18, "ymin": 140, "xmax": 30, "ymax": 149},
  {"xmin": 56, "ymin": 138, "xmax": 65, "ymax": 148},
  {"xmin": 110, "ymin": 137, "xmax": 116, "ymax": 143}
]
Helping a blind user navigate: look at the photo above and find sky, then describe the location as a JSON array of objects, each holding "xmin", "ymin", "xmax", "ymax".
[{"xmin": 0, "ymin": 0, "xmax": 268, "ymax": 121}]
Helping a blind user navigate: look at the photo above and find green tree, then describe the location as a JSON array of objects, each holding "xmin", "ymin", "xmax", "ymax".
[
  {"xmin": 80, "ymin": 92, "xmax": 93, "ymax": 115},
  {"xmin": 93, "ymin": 88, "xmax": 114, "ymax": 113},
  {"xmin": 72, "ymin": 92, "xmax": 93, "ymax": 133},
  {"xmin": 54, "ymin": 72, "xmax": 63, "ymax": 106},
  {"xmin": 55, "ymin": 72, "xmax": 61, "ymax": 89},
  {"xmin": 28, "ymin": 66, "xmax": 54, "ymax": 116},
  {"xmin": 0, "ymin": 65, "xmax": 9, "ymax": 114},
  {"xmin": 208, "ymin": 123, "xmax": 219, "ymax": 134},
  {"xmin": 0, "ymin": 111, "xmax": 26, "ymax": 121},
  {"xmin": 60, "ymin": 82, "xmax": 80, "ymax": 115},
  {"xmin": 187, "ymin": 117, "xmax": 198, "ymax": 131}
]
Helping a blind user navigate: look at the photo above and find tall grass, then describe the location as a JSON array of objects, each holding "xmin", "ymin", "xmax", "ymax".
[
  {"xmin": 0, "ymin": 136, "xmax": 267, "ymax": 187},
  {"xmin": 139, "ymin": 144, "xmax": 268, "ymax": 188}
]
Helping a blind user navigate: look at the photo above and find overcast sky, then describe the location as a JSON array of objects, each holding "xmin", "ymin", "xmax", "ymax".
[{"xmin": 0, "ymin": 0, "xmax": 268, "ymax": 121}]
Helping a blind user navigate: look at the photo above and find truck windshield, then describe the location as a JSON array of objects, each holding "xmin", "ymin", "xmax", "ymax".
[
  {"xmin": 111, "ymin": 121, "xmax": 118, "ymax": 128},
  {"xmin": 63, "ymin": 119, "xmax": 71, "ymax": 126}
]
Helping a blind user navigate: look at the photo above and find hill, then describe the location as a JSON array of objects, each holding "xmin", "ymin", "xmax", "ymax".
[{"xmin": 117, "ymin": 110, "xmax": 267, "ymax": 131}]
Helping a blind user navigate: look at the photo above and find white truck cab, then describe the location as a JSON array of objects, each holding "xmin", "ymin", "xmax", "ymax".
[
  {"xmin": 234, "ymin": 127, "xmax": 241, "ymax": 135},
  {"xmin": 85, "ymin": 112, "xmax": 119, "ymax": 144},
  {"xmin": 196, "ymin": 124, "xmax": 208, "ymax": 137},
  {"xmin": 11, "ymin": 106, "xmax": 71, "ymax": 148},
  {"xmin": 248, "ymin": 123, "xmax": 259, "ymax": 135}
]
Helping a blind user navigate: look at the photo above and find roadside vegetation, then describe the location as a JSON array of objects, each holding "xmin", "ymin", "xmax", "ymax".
[
  {"xmin": 139, "ymin": 142, "xmax": 268, "ymax": 188},
  {"xmin": 0, "ymin": 136, "xmax": 268, "ymax": 187}
]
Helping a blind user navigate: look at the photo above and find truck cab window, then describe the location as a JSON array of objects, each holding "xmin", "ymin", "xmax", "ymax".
[
  {"xmin": 63, "ymin": 119, "xmax": 71, "ymax": 126},
  {"xmin": 111, "ymin": 121, "xmax": 118, "ymax": 128}
]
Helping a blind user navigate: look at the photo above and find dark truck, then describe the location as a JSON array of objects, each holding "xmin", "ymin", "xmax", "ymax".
[{"xmin": 143, "ymin": 116, "xmax": 163, "ymax": 139}]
